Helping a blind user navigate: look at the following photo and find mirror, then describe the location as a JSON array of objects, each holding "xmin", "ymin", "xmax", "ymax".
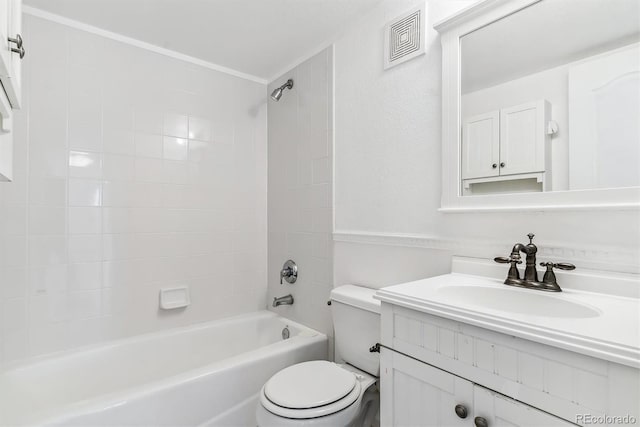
[{"xmin": 459, "ymin": 0, "xmax": 640, "ymax": 197}]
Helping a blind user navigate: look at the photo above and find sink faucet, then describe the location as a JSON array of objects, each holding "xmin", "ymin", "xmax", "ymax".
[
  {"xmin": 511, "ymin": 233, "xmax": 539, "ymax": 282},
  {"xmin": 495, "ymin": 233, "xmax": 575, "ymax": 292},
  {"xmin": 273, "ymin": 294, "xmax": 294, "ymax": 307}
]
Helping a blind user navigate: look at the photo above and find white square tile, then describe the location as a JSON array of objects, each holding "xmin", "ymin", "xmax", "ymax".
[
  {"xmin": 135, "ymin": 132, "xmax": 163, "ymax": 158},
  {"xmin": 103, "ymin": 106, "xmax": 134, "ymax": 131},
  {"xmin": 103, "ymin": 129, "xmax": 135, "ymax": 155},
  {"xmin": 68, "ymin": 207, "xmax": 102, "ymax": 234},
  {"xmin": 69, "ymin": 124, "xmax": 102, "ymax": 152},
  {"xmin": 69, "ymin": 235, "xmax": 102, "ymax": 263},
  {"xmin": 1, "ymin": 206, "xmax": 27, "ymax": 236},
  {"xmin": 29, "ymin": 207, "xmax": 66, "ymax": 235},
  {"xmin": 163, "ymin": 137, "xmax": 188, "ymax": 161},
  {"xmin": 135, "ymin": 110, "xmax": 163, "ymax": 134},
  {"xmin": 163, "ymin": 160, "xmax": 188, "ymax": 184},
  {"xmin": 103, "ymin": 154, "xmax": 135, "ymax": 181},
  {"xmin": 69, "ymin": 179, "xmax": 102, "ymax": 207},
  {"xmin": 28, "ymin": 178, "xmax": 67, "ymax": 206},
  {"xmin": 312, "ymin": 157, "xmax": 330, "ymax": 184},
  {"xmin": 28, "ymin": 236, "xmax": 67, "ymax": 267},
  {"xmin": 164, "ymin": 113, "xmax": 188, "ymax": 138},
  {"xmin": 69, "ymin": 290, "xmax": 102, "ymax": 320},
  {"xmin": 135, "ymin": 158, "xmax": 163, "ymax": 182},
  {"xmin": 69, "ymin": 151, "xmax": 102, "ymax": 179},
  {"xmin": 28, "ymin": 265, "xmax": 68, "ymax": 295},
  {"xmin": 212, "ymin": 121, "xmax": 234, "ymax": 144},
  {"xmin": 100, "ymin": 207, "xmax": 130, "ymax": 234},
  {"xmin": 102, "ymin": 181, "xmax": 133, "ymax": 207},
  {"xmin": 188, "ymin": 140, "xmax": 209, "ymax": 163},
  {"xmin": 2, "ymin": 298, "xmax": 28, "ymax": 332},
  {"xmin": 0, "ymin": 268, "xmax": 28, "ymax": 299},
  {"xmin": 188, "ymin": 116, "xmax": 211, "ymax": 141}
]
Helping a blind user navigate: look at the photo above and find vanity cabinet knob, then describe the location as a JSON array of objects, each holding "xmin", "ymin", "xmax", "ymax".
[
  {"xmin": 474, "ymin": 416, "xmax": 489, "ymax": 427},
  {"xmin": 492, "ymin": 163, "xmax": 497, "ymax": 169},
  {"xmin": 500, "ymin": 162, "xmax": 505, "ymax": 168},
  {"xmin": 454, "ymin": 404, "xmax": 468, "ymax": 419}
]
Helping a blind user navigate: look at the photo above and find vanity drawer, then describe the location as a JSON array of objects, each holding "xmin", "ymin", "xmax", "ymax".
[{"xmin": 381, "ymin": 303, "xmax": 640, "ymax": 426}]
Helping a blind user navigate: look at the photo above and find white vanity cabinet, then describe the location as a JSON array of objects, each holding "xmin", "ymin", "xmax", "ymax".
[
  {"xmin": 382, "ymin": 349, "xmax": 573, "ymax": 426},
  {"xmin": 462, "ymin": 100, "xmax": 550, "ymax": 188},
  {"xmin": 378, "ymin": 301, "xmax": 640, "ymax": 427}
]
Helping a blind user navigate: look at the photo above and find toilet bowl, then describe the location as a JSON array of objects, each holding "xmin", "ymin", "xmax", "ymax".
[
  {"xmin": 257, "ymin": 285, "xmax": 381, "ymax": 427},
  {"xmin": 256, "ymin": 361, "xmax": 378, "ymax": 427}
]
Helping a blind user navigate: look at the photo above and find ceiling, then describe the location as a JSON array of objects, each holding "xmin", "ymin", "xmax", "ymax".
[
  {"xmin": 461, "ymin": 0, "xmax": 640, "ymax": 93},
  {"xmin": 24, "ymin": 0, "xmax": 384, "ymax": 82}
]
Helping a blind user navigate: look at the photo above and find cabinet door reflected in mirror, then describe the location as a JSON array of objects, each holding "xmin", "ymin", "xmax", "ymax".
[{"xmin": 460, "ymin": 0, "xmax": 640, "ymax": 197}]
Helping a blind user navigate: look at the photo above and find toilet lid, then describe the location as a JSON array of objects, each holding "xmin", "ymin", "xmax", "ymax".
[{"xmin": 264, "ymin": 361, "xmax": 357, "ymax": 409}]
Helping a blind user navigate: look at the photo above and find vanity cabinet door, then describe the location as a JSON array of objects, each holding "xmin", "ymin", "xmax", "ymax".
[
  {"xmin": 474, "ymin": 385, "xmax": 575, "ymax": 427},
  {"xmin": 462, "ymin": 110, "xmax": 500, "ymax": 180},
  {"xmin": 381, "ymin": 349, "xmax": 575, "ymax": 427},
  {"xmin": 499, "ymin": 101, "xmax": 547, "ymax": 176},
  {"xmin": 380, "ymin": 349, "xmax": 473, "ymax": 427}
]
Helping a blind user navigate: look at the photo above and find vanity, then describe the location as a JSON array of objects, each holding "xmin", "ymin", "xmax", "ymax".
[
  {"xmin": 376, "ymin": 256, "xmax": 640, "ymax": 426},
  {"xmin": 372, "ymin": 0, "xmax": 640, "ymax": 423}
]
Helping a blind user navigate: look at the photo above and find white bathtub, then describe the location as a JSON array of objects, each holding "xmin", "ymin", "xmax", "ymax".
[{"xmin": 0, "ymin": 311, "xmax": 327, "ymax": 427}]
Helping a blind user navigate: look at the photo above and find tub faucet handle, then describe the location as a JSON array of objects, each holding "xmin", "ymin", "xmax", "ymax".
[{"xmin": 279, "ymin": 260, "xmax": 298, "ymax": 284}]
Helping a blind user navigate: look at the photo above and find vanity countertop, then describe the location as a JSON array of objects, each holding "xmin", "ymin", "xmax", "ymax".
[{"xmin": 376, "ymin": 272, "xmax": 640, "ymax": 368}]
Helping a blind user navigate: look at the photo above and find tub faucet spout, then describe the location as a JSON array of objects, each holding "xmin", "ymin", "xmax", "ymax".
[{"xmin": 273, "ymin": 294, "xmax": 294, "ymax": 307}]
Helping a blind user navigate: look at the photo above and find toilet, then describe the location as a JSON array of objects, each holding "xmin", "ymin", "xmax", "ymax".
[{"xmin": 256, "ymin": 285, "xmax": 381, "ymax": 427}]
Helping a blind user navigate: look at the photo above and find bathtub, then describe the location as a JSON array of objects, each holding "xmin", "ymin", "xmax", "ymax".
[{"xmin": 0, "ymin": 311, "xmax": 327, "ymax": 426}]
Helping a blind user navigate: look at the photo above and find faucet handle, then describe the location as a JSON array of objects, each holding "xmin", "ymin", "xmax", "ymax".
[
  {"xmin": 540, "ymin": 262, "xmax": 575, "ymax": 271},
  {"xmin": 494, "ymin": 256, "xmax": 522, "ymax": 264},
  {"xmin": 527, "ymin": 233, "xmax": 535, "ymax": 244}
]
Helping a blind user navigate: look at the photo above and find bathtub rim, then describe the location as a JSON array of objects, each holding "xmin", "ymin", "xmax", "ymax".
[{"xmin": 0, "ymin": 310, "xmax": 315, "ymax": 374}]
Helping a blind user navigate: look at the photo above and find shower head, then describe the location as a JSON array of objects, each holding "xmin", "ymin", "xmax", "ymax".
[{"xmin": 270, "ymin": 79, "xmax": 294, "ymax": 101}]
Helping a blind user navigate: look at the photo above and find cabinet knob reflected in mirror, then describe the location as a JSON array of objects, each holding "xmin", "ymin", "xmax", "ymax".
[
  {"xmin": 474, "ymin": 416, "xmax": 489, "ymax": 427},
  {"xmin": 454, "ymin": 404, "xmax": 468, "ymax": 419}
]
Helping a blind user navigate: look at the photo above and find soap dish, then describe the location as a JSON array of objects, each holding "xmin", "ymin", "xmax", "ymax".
[{"xmin": 159, "ymin": 286, "xmax": 190, "ymax": 310}]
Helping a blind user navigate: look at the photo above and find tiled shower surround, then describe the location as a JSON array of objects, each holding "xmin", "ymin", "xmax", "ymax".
[
  {"xmin": 267, "ymin": 48, "xmax": 334, "ymax": 340},
  {"xmin": 0, "ymin": 16, "xmax": 267, "ymax": 365}
]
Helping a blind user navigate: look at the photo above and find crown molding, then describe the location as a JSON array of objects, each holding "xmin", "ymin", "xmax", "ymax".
[{"xmin": 22, "ymin": 6, "xmax": 268, "ymax": 85}]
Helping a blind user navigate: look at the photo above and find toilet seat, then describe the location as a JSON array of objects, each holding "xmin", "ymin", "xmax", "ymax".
[{"xmin": 260, "ymin": 361, "xmax": 362, "ymax": 419}]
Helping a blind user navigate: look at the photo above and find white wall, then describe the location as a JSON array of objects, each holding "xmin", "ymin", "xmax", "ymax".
[
  {"xmin": 334, "ymin": 0, "xmax": 640, "ymax": 289},
  {"xmin": 0, "ymin": 15, "xmax": 268, "ymax": 366},
  {"xmin": 267, "ymin": 48, "xmax": 334, "ymax": 343}
]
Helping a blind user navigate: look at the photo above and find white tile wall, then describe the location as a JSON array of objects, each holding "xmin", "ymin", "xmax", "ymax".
[
  {"xmin": 0, "ymin": 15, "xmax": 268, "ymax": 366},
  {"xmin": 267, "ymin": 48, "xmax": 334, "ymax": 341}
]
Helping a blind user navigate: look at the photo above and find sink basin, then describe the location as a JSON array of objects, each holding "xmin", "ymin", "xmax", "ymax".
[{"xmin": 434, "ymin": 285, "xmax": 601, "ymax": 319}]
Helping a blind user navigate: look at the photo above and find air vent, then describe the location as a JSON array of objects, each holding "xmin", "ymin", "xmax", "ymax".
[{"xmin": 384, "ymin": 6, "xmax": 426, "ymax": 69}]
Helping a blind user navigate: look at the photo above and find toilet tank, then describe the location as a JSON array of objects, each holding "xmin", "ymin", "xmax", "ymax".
[{"xmin": 330, "ymin": 285, "xmax": 380, "ymax": 376}]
